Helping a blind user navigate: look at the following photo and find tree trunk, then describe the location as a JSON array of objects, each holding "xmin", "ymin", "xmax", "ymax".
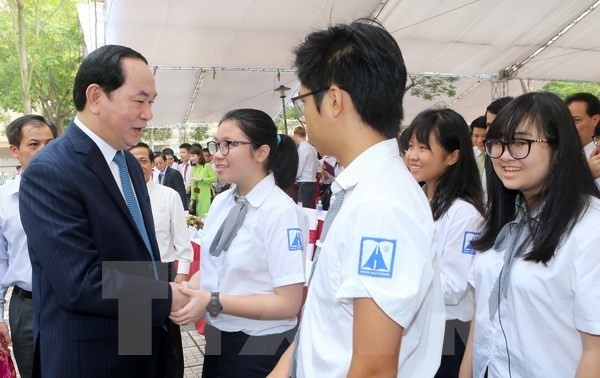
[{"xmin": 16, "ymin": 0, "xmax": 31, "ymax": 113}]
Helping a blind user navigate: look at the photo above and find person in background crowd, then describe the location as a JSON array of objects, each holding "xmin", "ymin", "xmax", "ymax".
[
  {"xmin": 155, "ymin": 153, "xmax": 187, "ymax": 209},
  {"xmin": 0, "ymin": 115, "xmax": 57, "ymax": 378},
  {"xmin": 170, "ymin": 109, "xmax": 306, "ymax": 378},
  {"xmin": 270, "ymin": 19, "xmax": 445, "ymax": 378},
  {"xmin": 485, "ymin": 97, "xmax": 513, "ymax": 127},
  {"xmin": 404, "ymin": 108, "xmax": 484, "ymax": 378},
  {"xmin": 204, "ymin": 147, "xmax": 229, "ymax": 195},
  {"xmin": 293, "ymin": 126, "xmax": 319, "ymax": 208},
  {"xmin": 18, "ymin": 44, "xmax": 188, "ymax": 378},
  {"xmin": 202, "ymin": 147, "xmax": 212, "ymax": 164},
  {"xmin": 470, "ymin": 116, "xmax": 488, "ymax": 199},
  {"xmin": 130, "ymin": 142, "xmax": 194, "ymax": 378},
  {"xmin": 178, "ymin": 143, "xmax": 193, "ymax": 209},
  {"xmin": 188, "ymin": 145, "xmax": 217, "ymax": 217},
  {"xmin": 162, "ymin": 147, "xmax": 179, "ymax": 169},
  {"xmin": 565, "ymin": 92, "xmax": 600, "ymax": 187},
  {"xmin": 318, "ymin": 155, "xmax": 337, "ymax": 210},
  {"xmin": 460, "ymin": 92, "xmax": 600, "ymax": 378}
]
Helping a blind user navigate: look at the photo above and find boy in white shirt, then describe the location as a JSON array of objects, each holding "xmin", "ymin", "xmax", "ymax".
[{"xmin": 270, "ymin": 20, "xmax": 445, "ymax": 378}]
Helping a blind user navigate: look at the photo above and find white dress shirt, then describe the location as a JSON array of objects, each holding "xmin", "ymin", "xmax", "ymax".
[
  {"xmin": 434, "ymin": 199, "xmax": 482, "ymax": 321},
  {"xmin": 296, "ymin": 141, "xmax": 318, "ymax": 183},
  {"xmin": 296, "ymin": 139, "xmax": 445, "ymax": 378},
  {"xmin": 0, "ymin": 175, "xmax": 31, "ymax": 322},
  {"xmin": 178, "ymin": 161, "xmax": 192, "ymax": 187},
  {"xmin": 147, "ymin": 180, "xmax": 193, "ymax": 274},
  {"xmin": 469, "ymin": 197, "xmax": 600, "ymax": 377},
  {"xmin": 200, "ymin": 174, "xmax": 306, "ymax": 336}
]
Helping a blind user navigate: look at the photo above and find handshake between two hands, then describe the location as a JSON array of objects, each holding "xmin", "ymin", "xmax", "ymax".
[{"xmin": 168, "ymin": 281, "xmax": 210, "ymax": 326}]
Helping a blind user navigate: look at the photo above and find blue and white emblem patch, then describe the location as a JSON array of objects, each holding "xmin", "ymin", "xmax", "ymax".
[
  {"xmin": 358, "ymin": 237, "xmax": 396, "ymax": 278},
  {"xmin": 287, "ymin": 228, "xmax": 303, "ymax": 251},
  {"xmin": 462, "ymin": 231, "xmax": 479, "ymax": 254}
]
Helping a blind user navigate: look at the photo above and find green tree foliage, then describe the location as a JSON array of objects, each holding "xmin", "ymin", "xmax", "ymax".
[
  {"xmin": 539, "ymin": 81, "xmax": 600, "ymax": 100},
  {"xmin": 187, "ymin": 126, "xmax": 212, "ymax": 144},
  {"xmin": 0, "ymin": 0, "xmax": 82, "ymax": 130},
  {"xmin": 275, "ymin": 107, "xmax": 302, "ymax": 134},
  {"xmin": 407, "ymin": 75, "xmax": 459, "ymax": 101},
  {"xmin": 141, "ymin": 128, "xmax": 173, "ymax": 145}
]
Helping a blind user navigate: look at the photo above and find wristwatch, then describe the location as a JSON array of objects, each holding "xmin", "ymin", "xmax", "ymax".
[{"xmin": 206, "ymin": 292, "xmax": 222, "ymax": 317}]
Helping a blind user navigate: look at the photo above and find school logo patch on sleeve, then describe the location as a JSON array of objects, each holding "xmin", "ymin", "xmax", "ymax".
[
  {"xmin": 462, "ymin": 231, "xmax": 479, "ymax": 254},
  {"xmin": 358, "ymin": 237, "xmax": 396, "ymax": 278},
  {"xmin": 287, "ymin": 228, "xmax": 303, "ymax": 251}
]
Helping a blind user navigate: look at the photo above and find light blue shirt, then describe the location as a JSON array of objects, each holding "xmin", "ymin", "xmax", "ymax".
[{"xmin": 0, "ymin": 175, "xmax": 31, "ymax": 322}]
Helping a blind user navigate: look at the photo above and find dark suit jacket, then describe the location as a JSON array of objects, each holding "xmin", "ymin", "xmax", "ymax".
[
  {"xmin": 160, "ymin": 166, "xmax": 186, "ymax": 210},
  {"xmin": 19, "ymin": 121, "xmax": 175, "ymax": 378}
]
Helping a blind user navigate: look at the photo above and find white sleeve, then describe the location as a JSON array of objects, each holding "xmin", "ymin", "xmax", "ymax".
[
  {"xmin": 573, "ymin": 234, "xmax": 600, "ymax": 335},
  {"xmin": 264, "ymin": 205, "xmax": 306, "ymax": 288},
  {"xmin": 438, "ymin": 203, "xmax": 482, "ymax": 306},
  {"xmin": 336, "ymin": 197, "xmax": 437, "ymax": 328},
  {"xmin": 296, "ymin": 145, "xmax": 307, "ymax": 180},
  {"xmin": 168, "ymin": 191, "xmax": 193, "ymax": 274}
]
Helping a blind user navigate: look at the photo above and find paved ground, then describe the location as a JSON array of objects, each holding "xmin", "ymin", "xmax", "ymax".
[{"xmin": 4, "ymin": 287, "xmax": 206, "ymax": 377}]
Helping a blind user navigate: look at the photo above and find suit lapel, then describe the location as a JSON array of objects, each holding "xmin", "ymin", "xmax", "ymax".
[{"xmin": 65, "ymin": 123, "xmax": 145, "ymax": 246}]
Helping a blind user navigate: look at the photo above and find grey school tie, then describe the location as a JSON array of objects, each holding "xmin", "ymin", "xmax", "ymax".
[
  {"xmin": 209, "ymin": 194, "xmax": 249, "ymax": 257},
  {"xmin": 113, "ymin": 151, "xmax": 158, "ymax": 279},
  {"xmin": 488, "ymin": 199, "xmax": 539, "ymax": 319},
  {"xmin": 291, "ymin": 188, "xmax": 346, "ymax": 377}
]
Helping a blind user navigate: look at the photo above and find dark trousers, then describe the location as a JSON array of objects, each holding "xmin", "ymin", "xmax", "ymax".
[
  {"xmin": 435, "ymin": 319, "xmax": 469, "ymax": 378},
  {"xmin": 296, "ymin": 182, "xmax": 317, "ymax": 208},
  {"xmin": 202, "ymin": 325, "xmax": 295, "ymax": 378},
  {"xmin": 9, "ymin": 288, "xmax": 34, "ymax": 378}
]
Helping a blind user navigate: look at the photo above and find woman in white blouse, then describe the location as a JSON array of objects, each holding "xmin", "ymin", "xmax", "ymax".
[
  {"xmin": 460, "ymin": 92, "xmax": 600, "ymax": 378},
  {"xmin": 171, "ymin": 109, "xmax": 307, "ymax": 377}
]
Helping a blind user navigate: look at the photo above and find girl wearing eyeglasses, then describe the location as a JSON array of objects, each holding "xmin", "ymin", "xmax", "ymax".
[
  {"xmin": 403, "ymin": 108, "xmax": 484, "ymax": 377},
  {"xmin": 188, "ymin": 145, "xmax": 217, "ymax": 217},
  {"xmin": 459, "ymin": 92, "xmax": 600, "ymax": 378},
  {"xmin": 170, "ymin": 109, "xmax": 306, "ymax": 378}
]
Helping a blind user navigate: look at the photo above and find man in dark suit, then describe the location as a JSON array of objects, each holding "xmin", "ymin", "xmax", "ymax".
[
  {"xmin": 19, "ymin": 45, "xmax": 189, "ymax": 378},
  {"xmin": 154, "ymin": 153, "xmax": 187, "ymax": 209}
]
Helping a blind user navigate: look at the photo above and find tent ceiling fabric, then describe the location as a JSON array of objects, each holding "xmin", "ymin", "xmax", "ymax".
[{"xmin": 102, "ymin": 0, "xmax": 600, "ymax": 127}]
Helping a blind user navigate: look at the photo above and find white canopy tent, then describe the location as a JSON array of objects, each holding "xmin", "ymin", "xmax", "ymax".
[{"xmin": 81, "ymin": 0, "xmax": 600, "ymax": 128}]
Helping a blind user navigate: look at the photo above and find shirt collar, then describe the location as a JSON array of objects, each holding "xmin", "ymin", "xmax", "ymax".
[
  {"xmin": 227, "ymin": 173, "xmax": 275, "ymax": 208},
  {"xmin": 333, "ymin": 138, "xmax": 399, "ymax": 194},
  {"xmin": 73, "ymin": 116, "xmax": 119, "ymax": 165}
]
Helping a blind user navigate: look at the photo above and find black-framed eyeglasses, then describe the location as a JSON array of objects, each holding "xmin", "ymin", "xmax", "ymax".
[
  {"xmin": 291, "ymin": 88, "xmax": 328, "ymax": 115},
  {"xmin": 484, "ymin": 138, "xmax": 552, "ymax": 159},
  {"xmin": 593, "ymin": 136, "xmax": 600, "ymax": 147},
  {"xmin": 206, "ymin": 140, "xmax": 252, "ymax": 156}
]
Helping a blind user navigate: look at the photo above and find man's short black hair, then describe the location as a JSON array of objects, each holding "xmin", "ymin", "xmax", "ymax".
[
  {"xmin": 73, "ymin": 45, "xmax": 147, "ymax": 111},
  {"xmin": 486, "ymin": 97, "xmax": 513, "ymax": 116},
  {"xmin": 294, "ymin": 19, "xmax": 407, "ymax": 139},
  {"xmin": 470, "ymin": 115, "xmax": 487, "ymax": 134},
  {"xmin": 5, "ymin": 114, "xmax": 58, "ymax": 146},
  {"xmin": 130, "ymin": 142, "xmax": 154, "ymax": 163},
  {"xmin": 565, "ymin": 92, "xmax": 600, "ymax": 117}
]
